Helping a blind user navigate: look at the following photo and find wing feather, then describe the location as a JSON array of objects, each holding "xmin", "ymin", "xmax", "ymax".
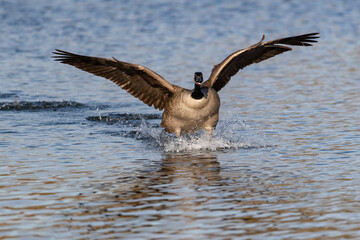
[
  {"xmin": 203, "ymin": 33, "xmax": 319, "ymax": 92},
  {"xmin": 53, "ymin": 50, "xmax": 181, "ymax": 110}
]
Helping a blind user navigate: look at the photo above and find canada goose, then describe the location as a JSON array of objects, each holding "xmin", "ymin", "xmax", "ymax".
[{"xmin": 53, "ymin": 32, "xmax": 319, "ymax": 137}]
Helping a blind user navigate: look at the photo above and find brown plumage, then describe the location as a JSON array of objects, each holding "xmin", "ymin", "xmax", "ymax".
[
  {"xmin": 202, "ymin": 32, "xmax": 319, "ymax": 91},
  {"xmin": 53, "ymin": 32, "xmax": 319, "ymax": 136}
]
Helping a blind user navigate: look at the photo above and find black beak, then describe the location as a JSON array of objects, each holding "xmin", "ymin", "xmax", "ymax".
[{"xmin": 195, "ymin": 76, "xmax": 203, "ymax": 85}]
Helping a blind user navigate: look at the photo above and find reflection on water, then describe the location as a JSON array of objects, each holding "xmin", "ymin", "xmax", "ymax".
[
  {"xmin": 1, "ymin": 0, "xmax": 360, "ymax": 239},
  {"xmin": 78, "ymin": 153, "xmax": 222, "ymax": 238},
  {"xmin": 4, "ymin": 152, "xmax": 356, "ymax": 239}
]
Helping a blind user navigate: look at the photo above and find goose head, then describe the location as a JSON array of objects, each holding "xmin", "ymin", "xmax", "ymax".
[
  {"xmin": 194, "ymin": 72, "xmax": 203, "ymax": 86},
  {"xmin": 191, "ymin": 72, "xmax": 204, "ymax": 100}
]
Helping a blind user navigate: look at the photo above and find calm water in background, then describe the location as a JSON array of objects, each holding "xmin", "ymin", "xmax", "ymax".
[{"xmin": 1, "ymin": 0, "xmax": 360, "ymax": 239}]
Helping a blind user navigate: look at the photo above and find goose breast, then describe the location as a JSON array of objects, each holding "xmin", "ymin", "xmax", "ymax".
[{"xmin": 161, "ymin": 87, "xmax": 220, "ymax": 135}]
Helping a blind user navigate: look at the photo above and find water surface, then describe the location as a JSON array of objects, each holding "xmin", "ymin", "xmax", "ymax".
[{"xmin": 1, "ymin": 0, "xmax": 360, "ymax": 239}]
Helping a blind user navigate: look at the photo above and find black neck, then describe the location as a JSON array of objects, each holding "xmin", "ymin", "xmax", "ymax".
[{"xmin": 191, "ymin": 84, "xmax": 204, "ymax": 99}]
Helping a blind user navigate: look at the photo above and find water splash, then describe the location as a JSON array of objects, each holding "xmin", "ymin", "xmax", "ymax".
[
  {"xmin": 96, "ymin": 107, "xmax": 102, "ymax": 121},
  {"xmin": 137, "ymin": 119, "xmax": 271, "ymax": 152},
  {"xmin": 86, "ymin": 112, "xmax": 271, "ymax": 152}
]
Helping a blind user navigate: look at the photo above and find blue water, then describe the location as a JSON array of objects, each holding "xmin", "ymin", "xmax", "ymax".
[{"xmin": 1, "ymin": 0, "xmax": 360, "ymax": 239}]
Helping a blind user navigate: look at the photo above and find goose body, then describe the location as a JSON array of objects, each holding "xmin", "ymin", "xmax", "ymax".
[
  {"xmin": 161, "ymin": 86, "xmax": 220, "ymax": 136},
  {"xmin": 53, "ymin": 33, "xmax": 319, "ymax": 137}
]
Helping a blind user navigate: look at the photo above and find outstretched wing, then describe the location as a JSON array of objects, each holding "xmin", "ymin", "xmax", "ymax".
[
  {"xmin": 53, "ymin": 50, "xmax": 181, "ymax": 110},
  {"xmin": 203, "ymin": 32, "xmax": 319, "ymax": 92}
]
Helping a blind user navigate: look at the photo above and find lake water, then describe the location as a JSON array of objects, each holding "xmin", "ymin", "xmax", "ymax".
[{"xmin": 1, "ymin": 0, "xmax": 360, "ymax": 239}]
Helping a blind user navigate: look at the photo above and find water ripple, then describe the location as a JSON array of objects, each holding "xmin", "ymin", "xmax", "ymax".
[
  {"xmin": 0, "ymin": 100, "xmax": 83, "ymax": 111},
  {"xmin": 1, "ymin": 0, "xmax": 360, "ymax": 239}
]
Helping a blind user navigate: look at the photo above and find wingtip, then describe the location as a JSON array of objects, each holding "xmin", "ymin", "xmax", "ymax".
[
  {"xmin": 52, "ymin": 49, "xmax": 68, "ymax": 56},
  {"xmin": 261, "ymin": 34, "xmax": 265, "ymax": 42},
  {"xmin": 302, "ymin": 32, "xmax": 320, "ymax": 45},
  {"xmin": 52, "ymin": 49, "xmax": 61, "ymax": 60},
  {"xmin": 55, "ymin": 49, "xmax": 70, "ymax": 53},
  {"xmin": 52, "ymin": 49, "xmax": 73, "ymax": 62},
  {"xmin": 303, "ymin": 32, "xmax": 320, "ymax": 39}
]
